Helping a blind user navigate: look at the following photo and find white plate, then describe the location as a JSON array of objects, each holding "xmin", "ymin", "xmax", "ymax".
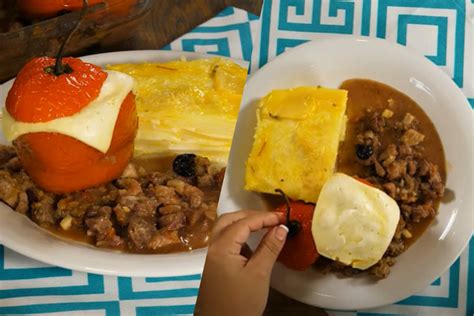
[
  {"xmin": 217, "ymin": 37, "xmax": 473, "ymax": 310},
  {"xmin": 0, "ymin": 50, "xmax": 248, "ymax": 277}
]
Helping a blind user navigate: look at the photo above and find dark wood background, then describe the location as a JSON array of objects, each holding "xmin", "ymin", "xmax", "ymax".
[{"xmin": 99, "ymin": 0, "xmax": 263, "ymax": 52}]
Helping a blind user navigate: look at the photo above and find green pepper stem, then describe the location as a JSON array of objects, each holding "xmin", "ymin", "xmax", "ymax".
[{"xmin": 53, "ymin": 0, "xmax": 89, "ymax": 75}]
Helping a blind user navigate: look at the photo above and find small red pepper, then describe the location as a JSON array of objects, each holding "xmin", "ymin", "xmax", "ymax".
[
  {"xmin": 274, "ymin": 190, "xmax": 319, "ymax": 271},
  {"xmin": 7, "ymin": 0, "xmax": 137, "ymax": 193}
]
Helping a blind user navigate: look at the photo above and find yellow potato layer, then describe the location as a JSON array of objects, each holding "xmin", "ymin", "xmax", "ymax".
[
  {"xmin": 245, "ymin": 87, "xmax": 347, "ymax": 203},
  {"xmin": 108, "ymin": 58, "xmax": 247, "ymax": 163}
]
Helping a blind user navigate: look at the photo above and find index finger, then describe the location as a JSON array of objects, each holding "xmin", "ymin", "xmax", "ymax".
[
  {"xmin": 214, "ymin": 211, "xmax": 283, "ymax": 256},
  {"xmin": 211, "ymin": 210, "xmax": 262, "ymax": 240}
]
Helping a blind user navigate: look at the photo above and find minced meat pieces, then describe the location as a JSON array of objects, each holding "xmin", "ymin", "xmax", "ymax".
[
  {"xmin": 127, "ymin": 216, "xmax": 157, "ymax": 250},
  {"xmin": 336, "ymin": 109, "xmax": 446, "ymax": 279},
  {"xmin": 30, "ymin": 190, "xmax": 56, "ymax": 226},
  {"xmin": 368, "ymin": 112, "xmax": 386, "ymax": 132},
  {"xmin": 195, "ymin": 157, "xmax": 224, "ymax": 188},
  {"xmin": 386, "ymin": 160, "xmax": 407, "ymax": 180},
  {"xmin": 398, "ymin": 144, "xmax": 413, "ymax": 157},
  {"xmin": 401, "ymin": 201, "xmax": 436, "ymax": 222},
  {"xmin": 57, "ymin": 185, "xmax": 118, "ymax": 219},
  {"xmin": 158, "ymin": 212, "xmax": 186, "ymax": 230},
  {"xmin": 369, "ymin": 256, "xmax": 396, "ymax": 279},
  {"xmin": 31, "ymin": 200, "xmax": 55, "ymax": 226},
  {"xmin": 379, "ymin": 144, "xmax": 398, "ymax": 167},
  {"xmin": 129, "ymin": 198, "xmax": 158, "ymax": 218},
  {"xmin": 3, "ymin": 157, "xmax": 22, "ymax": 172},
  {"xmin": 214, "ymin": 169, "xmax": 226, "ymax": 187},
  {"xmin": 0, "ymin": 145, "xmax": 16, "ymax": 165},
  {"xmin": 85, "ymin": 206, "xmax": 123, "ymax": 248},
  {"xmin": 159, "ymin": 204, "xmax": 182, "ymax": 215},
  {"xmin": 196, "ymin": 157, "xmax": 211, "ymax": 177},
  {"xmin": 197, "ymin": 174, "xmax": 215, "ymax": 188},
  {"xmin": 166, "ymin": 179, "xmax": 204, "ymax": 208},
  {"xmin": 186, "ymin": 209, "xmax": 205, "ymax": 226},
  {"xmin": 0, "ymin": 170, "xmax": 21, "ymax": 207},
  {"xmin": 148, "ymin": 229, "xmax": 182, "ymax": 250},
  {"xmin": 374, "ymin": 160, "xmax": 386, "ymax": 177},
  {"xmin": 148, "ymin": 185, "xmax": 181, "ymax": 205},
  {"xmin": 113, "ymin": 204, "xmax": 131, "ymax": 227},
  {"xmin": 147, "ymin": 172, "xmax": 172, "ymax": 186},
  {"xmin": 0, "ymin": 145, "xmax": 223, "ymax": 253},
  {"xmin": 387, "ymin": 240, "xmax": 405, "ymax": 256},
  {"xmin": 116, "ymin": 178, "xmax": 143, "ymax": 196},
  {"xmin": 382, "ymin": 182, "xmax": 397, "ymax": 199},
  {"xmin": 407, "ymin": 160, "xmax": 417, "ymax": 175}
]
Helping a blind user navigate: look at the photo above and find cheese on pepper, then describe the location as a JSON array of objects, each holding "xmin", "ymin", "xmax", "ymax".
[{"xmin": 3, "ymin": 70, "xmax": 135, "ymax": 153}]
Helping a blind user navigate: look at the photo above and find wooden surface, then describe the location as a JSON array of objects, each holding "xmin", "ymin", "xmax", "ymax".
[
  {"xmin": 1, "ymin": 1, "xmax": 327, "ymax": 314},
  {"xmin": 85, "ymin": 0, "xmax": 264, "ymax": 54}
]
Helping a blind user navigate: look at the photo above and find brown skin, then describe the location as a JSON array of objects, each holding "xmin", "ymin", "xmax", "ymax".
[{"xmin": 195, "ymin": 210, "xmax": 288, "ymax": 316}]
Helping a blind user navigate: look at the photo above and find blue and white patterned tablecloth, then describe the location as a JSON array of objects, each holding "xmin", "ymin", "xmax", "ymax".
[{"xmin": 1, "ymin": 2, "xmax": 473, "ymax": 315}]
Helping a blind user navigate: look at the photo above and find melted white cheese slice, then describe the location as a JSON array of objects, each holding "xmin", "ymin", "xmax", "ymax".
[
  {"xmin": 312, "ymin": 173, "xmax": 400, "ymax": 270},
  {"xmin": 2, "ymin": 70, "xmax": 135, "ymax": 153}
]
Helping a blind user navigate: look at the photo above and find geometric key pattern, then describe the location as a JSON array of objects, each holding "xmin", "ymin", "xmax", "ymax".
[
  {"xmin": 251, "ymin": 1, "xmax": 473, "ymax": 315},
  {"xmin": 0, "ymin": 7, "xmax": 259, "ymax": 316},
  {"xmin": 163, "ymin": 6, "xmax": 260, "ymax": 68},
  {"xmin": 0, "ymin": 243, "xmax": 201, "ymax": 315},
  {"xmin": 251, "ymin": 0, "xmax": 474, "ymax": 109}
]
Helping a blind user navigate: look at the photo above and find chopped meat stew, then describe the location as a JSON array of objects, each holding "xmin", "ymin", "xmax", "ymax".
[
  {"xmin": 330, "ymin": 79, "xmax": 446, "ymax": 279},
  {"xmin": 0, "ymin": 148, "xmax": 223, "ymax": 253}
]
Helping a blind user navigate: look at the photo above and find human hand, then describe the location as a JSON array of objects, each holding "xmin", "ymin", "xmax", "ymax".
[{"xmin": 194, "ymin": 210, "xmax": 288, "ymax": 316}]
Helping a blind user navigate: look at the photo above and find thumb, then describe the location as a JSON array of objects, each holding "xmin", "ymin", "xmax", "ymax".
[{"xmin": 247, "ymin": 224, "xmax": 288, "ymax": 272}]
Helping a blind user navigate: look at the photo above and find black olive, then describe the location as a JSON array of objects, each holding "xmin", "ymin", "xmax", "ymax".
[
  {"xmin": 355, "ymin": 144, "xmax": 373, "ymax": 160},
  {"xmin": 173, "ymin": 154, "xmax": 196, "ymax": 177},
  {"xmin": 287, "ymin": 220, "xmax": 301, "ymax": 238}
]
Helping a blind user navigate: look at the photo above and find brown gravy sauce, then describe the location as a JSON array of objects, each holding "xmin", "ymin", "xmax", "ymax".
[
  {"xmin": 337, "ymin": 79, "xmax": 446, "ymax": 246},
  {"xmin": 46, "ymin": 155, "xmax": 220, "ymax": 254}
]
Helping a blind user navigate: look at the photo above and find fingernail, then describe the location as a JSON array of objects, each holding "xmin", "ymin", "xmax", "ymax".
[{"xmin": 275, "ymin": 224, "xmax": 289, "ymax": 241}]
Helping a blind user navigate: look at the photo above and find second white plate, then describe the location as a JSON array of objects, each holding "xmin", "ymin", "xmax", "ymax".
[{"xmin": 217, "ymin": 37, "xmax": 473, "ymax": 310}]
